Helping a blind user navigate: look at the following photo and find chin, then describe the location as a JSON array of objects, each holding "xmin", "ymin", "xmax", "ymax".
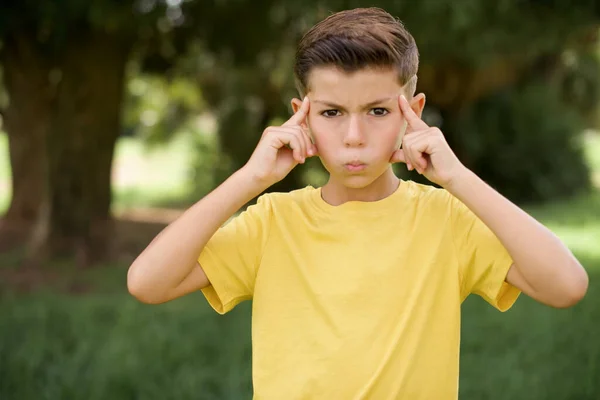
[{"xmin": 338, "ymin": 174, "xmax": 378, "ymax": 189}]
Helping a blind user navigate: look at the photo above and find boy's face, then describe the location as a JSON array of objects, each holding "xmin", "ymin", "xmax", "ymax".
[{"xmin": 292, "ymin": 66, "xmax": 426, "ymax": 189}]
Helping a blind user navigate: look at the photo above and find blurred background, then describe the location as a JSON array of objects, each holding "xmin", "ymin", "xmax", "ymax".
[{"xmin": 0, "ymin": 0, "xmax": 599, "ymax": 399}]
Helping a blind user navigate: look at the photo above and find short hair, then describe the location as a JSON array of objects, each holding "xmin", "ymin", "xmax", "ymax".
[{"xmin": 294, "ymin": 7, "xmax": 419, "ymax": 97}]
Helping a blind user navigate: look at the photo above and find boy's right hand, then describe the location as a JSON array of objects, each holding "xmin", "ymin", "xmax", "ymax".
[{"xmin": 243, "ymin": 96, "xmax": 318, "ymax": 187}]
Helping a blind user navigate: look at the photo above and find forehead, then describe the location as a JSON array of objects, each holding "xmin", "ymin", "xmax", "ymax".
[{"xmin": 306, "ymin": 66, "xmax": 403, "ymax": 103}]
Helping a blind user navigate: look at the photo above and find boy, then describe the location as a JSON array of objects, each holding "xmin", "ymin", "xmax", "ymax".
[{"xmin": 127, "ymin": 7, "xmax": 589, "ymax": 399}]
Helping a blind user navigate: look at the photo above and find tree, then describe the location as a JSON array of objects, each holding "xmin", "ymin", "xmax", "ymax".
[
  {"xmin": 0, "ymin": 0, "xmax": 292, "ymax": 264},
  {"xmin": 0, "ymin": 0, "xmax": 172, "ymax": 265}
]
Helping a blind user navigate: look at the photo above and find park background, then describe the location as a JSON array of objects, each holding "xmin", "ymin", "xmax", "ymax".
[{"xmin": 1, "ymin": 1, "xmax": 599, "ymax": 399}]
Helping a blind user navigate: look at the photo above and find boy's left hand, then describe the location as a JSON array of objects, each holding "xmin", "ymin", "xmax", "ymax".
[{"xmin": 390, "ymin": 95, "xmax": 466, "ymax": 188}]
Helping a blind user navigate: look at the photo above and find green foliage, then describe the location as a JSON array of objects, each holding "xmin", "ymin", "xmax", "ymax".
[
  {"xmin": 123, "ymin": 74, "xmax": 204, "ymax": 143},
  {"xmin": 561, "ymin": 49, "xmax": 600, "ymax": 125},
  {"xmin": 0, "ymin": 0, "xmax": 194, "ymax": 66},
  {"xmin": 453, "ymin": 81, "xmax": 592, "ymax": 204},
  {"xmin": 318, "ymin": 0, "xmax": 599, "ymax": 65},
  {"xmin": 0, "ymin": 1, "xmax": 139, "ymax": 43},
  {"xmin": 188, "ymin": 126, "xmax": 233, "ymax": 200},
  {"xmin": 175, "ymin": 0, "xmax": 600, "ymax": 197}
]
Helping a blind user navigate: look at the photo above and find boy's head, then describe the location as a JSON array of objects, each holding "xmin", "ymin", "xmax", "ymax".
[
  {"xmin": 294, "ymin": 7, "xmax": 419, "ymax": 99},
  {"xmin": 291, "ymin": 7, "xmax": 426, "ymax": 189}
]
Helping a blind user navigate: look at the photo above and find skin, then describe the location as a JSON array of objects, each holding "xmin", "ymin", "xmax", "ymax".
[
  {"xmin": 291, "ymin": 66, "xmax": 424, "ymax": 205},
  {"xmin": 128, "ymin": 65, "xmax": 588, "ymax": 309}
]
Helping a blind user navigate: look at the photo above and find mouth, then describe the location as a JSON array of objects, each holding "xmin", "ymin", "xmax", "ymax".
[{"xmin": 344, "ymin": 161, "xmax": 367, "ymax": 172}]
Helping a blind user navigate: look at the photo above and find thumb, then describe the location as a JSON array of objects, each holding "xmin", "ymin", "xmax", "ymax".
[{"xmin": 390, "ymin": 149, "xmax": 407, "ymax": 164}]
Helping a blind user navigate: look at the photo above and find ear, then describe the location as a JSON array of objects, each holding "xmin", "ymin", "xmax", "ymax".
[
  {"xmin": 291, "ymin": 97, "xmax": 303, "ymax": 114},
  {"xmin": 410, "ymin": 93, "xmax": 426, "ymax": 119}
]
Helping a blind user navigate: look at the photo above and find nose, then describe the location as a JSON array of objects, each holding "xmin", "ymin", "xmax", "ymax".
[{"xmin": 343, "ymin": 115, "xmax": 365, "ymax": 147}]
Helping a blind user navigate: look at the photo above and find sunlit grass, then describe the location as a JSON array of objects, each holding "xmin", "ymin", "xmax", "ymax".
[
  {"xmin": 111, "ymin": 135, "xmax": 196, "ymax": 210},
  {"xmin": 0, "ymin": 133, "xmax": 196, "ymax": 214}
]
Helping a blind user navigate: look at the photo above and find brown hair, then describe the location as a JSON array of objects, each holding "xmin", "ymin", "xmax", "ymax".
[{"xmin": 294, "ymin": 7, "xmax": 419, "ymax": 97}]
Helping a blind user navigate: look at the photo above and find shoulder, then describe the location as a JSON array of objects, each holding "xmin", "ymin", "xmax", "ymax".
[
  {"xmin": 401, "ymin": 180, "xmax": 455, "ymax": 209},
  {"xmin": 222, "ymin": 187, "xmax": 316, "ymax": 233},
  {"xmin": 402, "ymin": 181, "xmax": 479, "ymax": 231},
  {"xmin": 257, "ymin": 186, "xmax": 317, "ymax": 208},
  {"xmin": 398, "ymin": 180, "xmax": 469, "ymax": 229},
  {"xmin": 246, "ymin": 187, "xmax": 317, "ymax": 234}
]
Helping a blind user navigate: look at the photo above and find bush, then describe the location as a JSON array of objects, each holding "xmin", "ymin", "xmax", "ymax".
[{"xmin": 451, "ymin": 82, "xmax": 592, "ymax": 205}]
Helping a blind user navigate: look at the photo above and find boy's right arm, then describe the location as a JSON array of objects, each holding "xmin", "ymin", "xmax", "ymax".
[
  {"xmin": 127, "ymin": 168, "xmax": 267, "ymax": 304},
  {"xmin": 127, "ymin": 97, "xmax": 314, "ymax": 304}
]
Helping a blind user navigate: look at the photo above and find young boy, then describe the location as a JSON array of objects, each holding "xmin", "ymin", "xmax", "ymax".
[{"xmin": 127, "ymin": 7, "xmax": 589, "ymax": 399}]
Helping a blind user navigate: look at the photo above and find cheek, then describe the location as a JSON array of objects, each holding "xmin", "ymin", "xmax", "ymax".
[
  {"xmin": 378, "ymin": 122, "xmax": 404, "ymax": 150},
  {"xmin": 309, "ymin": 128, "xmax": 339, "ymax": 169},
  {"xmin": 308, "ymin": 120, "xmax": 334, "ymax": 149}
]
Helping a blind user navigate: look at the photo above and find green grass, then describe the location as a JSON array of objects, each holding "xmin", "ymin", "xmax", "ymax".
[
  {"xmin": 0, "ymin": 291, "xmax": 254, "ymax": 400},
  {"xmin": 460, "ymin": 267, "xmax": 600, "ymax": 399},
  {"xmin": 1, "ymin": 131, "xmax": 600, "ymax": 399}
]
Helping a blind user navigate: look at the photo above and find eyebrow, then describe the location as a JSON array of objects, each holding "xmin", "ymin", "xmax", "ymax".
[{"xmin": 312, "ymin": 97, "xmax": 395, "ymax": 110}]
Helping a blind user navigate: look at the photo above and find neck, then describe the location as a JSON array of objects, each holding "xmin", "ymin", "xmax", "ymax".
[{"xmin": 321, "ymin": 167, "xmax": 400, "ymax": 206}]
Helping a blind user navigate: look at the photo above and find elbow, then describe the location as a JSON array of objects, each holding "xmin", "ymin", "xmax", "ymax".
[
  {"xmin": 127, "ymin": 263, "xmax": 164, "ymax": 305},
  {"xmin": 552, "ymin": 263, "xmax": 589, "ymax": 309}
]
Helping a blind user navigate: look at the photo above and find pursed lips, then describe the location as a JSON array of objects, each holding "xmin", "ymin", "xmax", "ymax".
[{"xmin": 344, "ymin": 161, "xmax": 367, "ymax": 172}]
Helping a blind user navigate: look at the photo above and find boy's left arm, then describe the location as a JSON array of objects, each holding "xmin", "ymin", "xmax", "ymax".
[
  {"xmin": 446, "ymin": 167, "xmax": 588, "ymax": 308},
  {"xmin": 394, "ymin": 95, "xmax": 589, "ymax": 308}
]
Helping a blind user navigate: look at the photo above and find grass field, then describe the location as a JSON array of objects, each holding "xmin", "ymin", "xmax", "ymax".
[{"xmin": 1, "ymin": 132, "xmax": 600, "ymax": 399}]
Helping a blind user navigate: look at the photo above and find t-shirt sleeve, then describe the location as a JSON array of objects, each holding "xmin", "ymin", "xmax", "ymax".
[
  {"xmin": 450, "ymin": 194, "xmax": 521, "ymax": 311},
  {"xmin": 198, "ymin": 194, "xmax": 272, "ymax": 314}
]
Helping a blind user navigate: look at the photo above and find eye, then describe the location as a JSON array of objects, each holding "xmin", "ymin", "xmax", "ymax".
[
  {"xmin": 320, "ymin": 109, "xmax": 341, "ymax": 118},
  {"xmin": 369, "ymin": 108, "xmax": 389, "ymax": 116}
]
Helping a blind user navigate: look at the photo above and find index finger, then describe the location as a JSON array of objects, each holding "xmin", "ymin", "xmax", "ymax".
[
  {"xmin": 283, "ymin": 96, "xmax": 310, "ymax": 127},
  {"xmin": 399, "ymin": 95, "xmax": 428, "ymax": 131}
]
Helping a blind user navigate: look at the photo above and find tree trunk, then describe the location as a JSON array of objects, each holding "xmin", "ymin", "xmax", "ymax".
[
  {"xmin": 0, "ymin": 34, "xmax": 52, "ymax": 250},
  {"xmin": 32, "ymin": 31, "xmax": 132, "ymax": 266},
  {"xmin": 1, "ymin": 29, "xmax": 131, "ymax": 266}
]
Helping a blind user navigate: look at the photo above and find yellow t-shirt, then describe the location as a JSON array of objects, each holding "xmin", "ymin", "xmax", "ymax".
[{"xmin": 198, "ymin": 180, "xmax": 520, "ymax": 399}]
